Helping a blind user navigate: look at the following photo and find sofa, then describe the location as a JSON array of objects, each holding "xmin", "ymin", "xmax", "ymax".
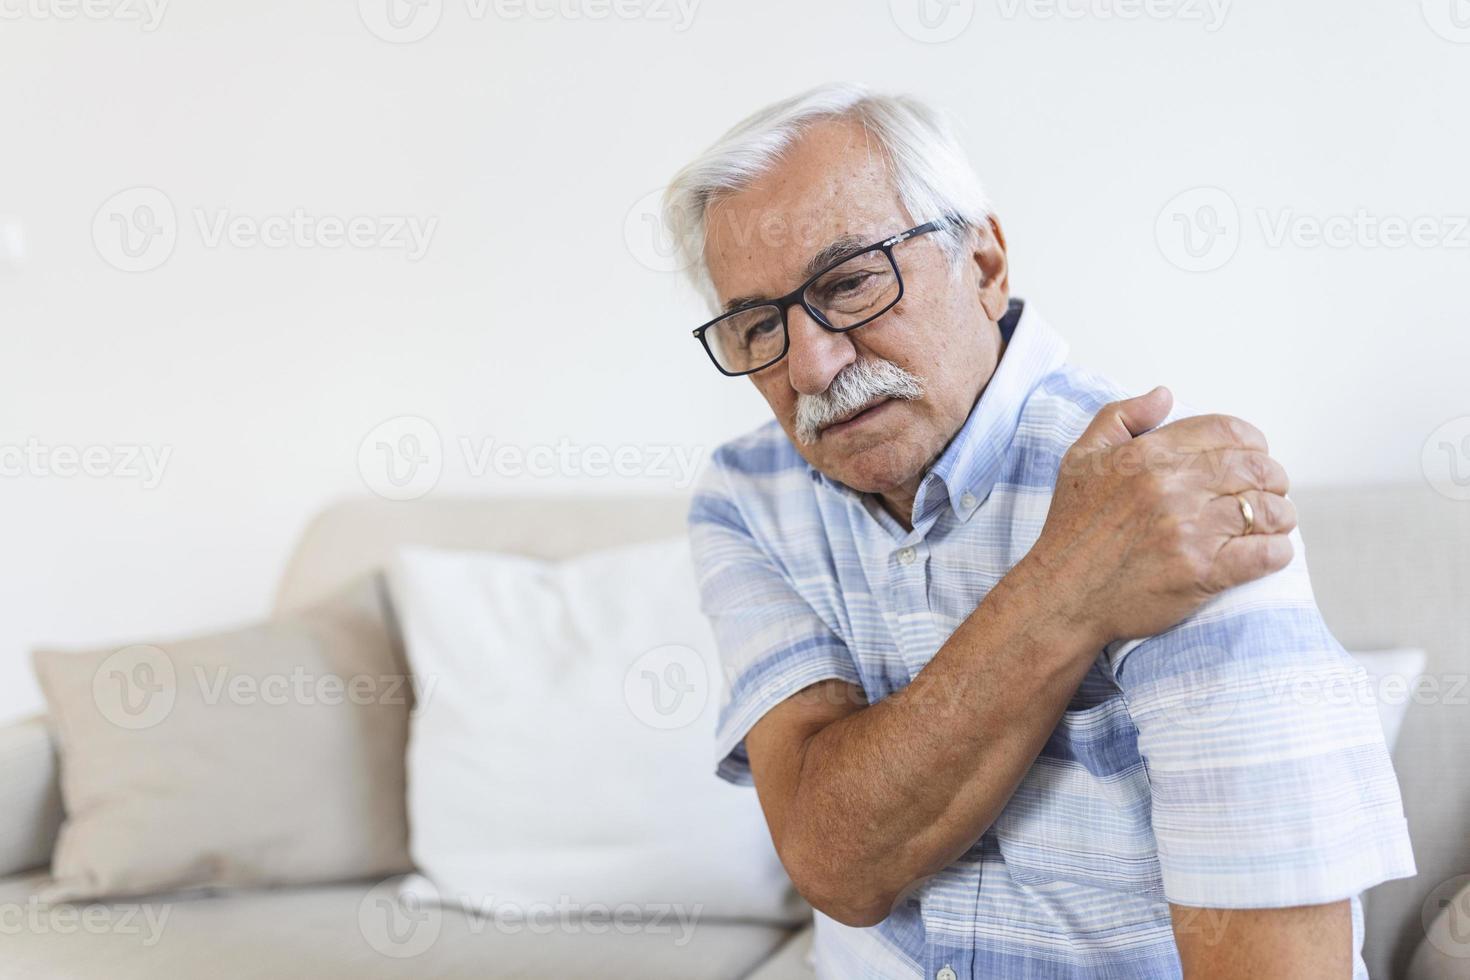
[{"xmin": 1, "ymin": 485, "xmax": 1466, "ymax": 979}]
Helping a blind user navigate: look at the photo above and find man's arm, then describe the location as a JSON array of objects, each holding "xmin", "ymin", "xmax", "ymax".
[
  {"xmin": 1170, "ymin": 901, "xmax": 1350, "ymax": 979},
  {"xmin": 744, "ymin": 387, "xmax": 1297, "ymax": 926},
  {"xmin": 745, "ymin": 559, "xmax": 1111, "ymax": 926}
]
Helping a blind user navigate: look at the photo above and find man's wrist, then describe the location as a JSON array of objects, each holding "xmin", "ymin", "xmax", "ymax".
[{"xmin": 1000, "ymin": 548, "xmax": 1112, "ymax": 664}]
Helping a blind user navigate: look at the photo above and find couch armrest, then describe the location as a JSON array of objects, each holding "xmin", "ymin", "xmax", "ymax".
[
  {"xmin": 0, "ymin": 715, "xmax": 62, "ymax": 877},
  {"xmin": 1408, "ymin": 879, "xmax": 1470, "ymax": 980}
]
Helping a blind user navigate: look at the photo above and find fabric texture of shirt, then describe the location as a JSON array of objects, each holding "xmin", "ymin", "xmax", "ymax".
[{"xmin": 688, "ymin": 300, "xmax": 1416, "ymax": 979}]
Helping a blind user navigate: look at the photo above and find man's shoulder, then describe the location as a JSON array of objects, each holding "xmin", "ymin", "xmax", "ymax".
[
  {"xmin": 689, "ymin": 419, "xmax": 820, "ymax": 538},
  {"xmin": 1028, "ymin": 361, "xmax": 1134, "ymax": 418},
  {"xmin": 1020, "ymin": 361, "xmax": 1203, "ymax": 453},
  {"xmin": 1034, "ymin": 362, "xmax": 1132, "ymax": 408},
  {"xmin": 706, "ymin": 418, "xmax": 807, "ymax": 481},
  {"xmin": 1008, "ymin": 362, "xmax": 1135, "ymax": 462}
]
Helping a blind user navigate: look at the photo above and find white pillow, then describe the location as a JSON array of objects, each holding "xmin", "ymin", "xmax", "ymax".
[
  {"xmin": 1346, "ymin": 648, "xmax": 1427, "ymax": 754},
  {"xmin": 389, "ymin": 538, "xmax": 804, "ymax": 925}
]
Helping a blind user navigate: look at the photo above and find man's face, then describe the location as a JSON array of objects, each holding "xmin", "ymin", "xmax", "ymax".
[{"xmin": 703, "ymin": 118, "xmax": 1012, "ymax": 497}]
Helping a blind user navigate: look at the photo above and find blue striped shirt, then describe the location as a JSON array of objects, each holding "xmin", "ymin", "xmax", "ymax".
[{"xmin": 688, "ymin": 301, "xmax": 1415, "ymax": 979}]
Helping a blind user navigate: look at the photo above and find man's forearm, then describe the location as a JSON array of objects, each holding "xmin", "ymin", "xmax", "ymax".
[
  {"xmin": 1171, "ymin": 901, "xmax": 1350, "ymax": 979},
  {"xmin": 754, "ymin": 553, "xmax": 1105, "ymax": 925}
]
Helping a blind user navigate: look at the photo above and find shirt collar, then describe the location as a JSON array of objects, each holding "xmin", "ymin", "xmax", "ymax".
[
  {"xmin": 916, "ymin": 297, "xmax": 1068, "ymax": 525},
  {"xmin": 810, "ymin": 298, "xmax": 1069, "ymax": 528}
]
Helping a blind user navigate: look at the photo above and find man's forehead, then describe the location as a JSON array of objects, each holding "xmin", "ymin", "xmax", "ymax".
[
  {"xmin": 702, "ymin": 119, "xmax": 908, "ymax": 306},
  {"xmin": 703, "ymin": 193, "xmax": 906, "ymax": 307}
]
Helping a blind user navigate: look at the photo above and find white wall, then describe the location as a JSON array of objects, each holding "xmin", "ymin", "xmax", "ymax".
[{"xmin": 1, "ymin": 0, "xmax": 1466, "ymax": 722}]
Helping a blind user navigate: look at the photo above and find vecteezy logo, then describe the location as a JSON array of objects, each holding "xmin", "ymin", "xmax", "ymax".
[
  {"xmin": 358, "ymin": 416, "xmax": 443, "ymax": 501},
  {"xmin": 623, "ymin": 189, "xmax": 693, "ymax": 274},
  {"xmin": 1155, "ymin": 186, "xmax": 1240, "ymax": 272},
  {"xmin": 1152, "ymin": 647, "xmax": 1242, "ymax": 734},
  {"xmin": 358, "ymin": 876, "xmax": 442, "ymax": 958},
  {"xmin": 623, "ymin": 644, "xmax": 709, "ymax": 730},
  {"xmin": 1423, "ymin": 875, "xmax": 1470, "ymax": 958},
  {"xmin": 1158, "ymin": 677, "xmax": 1241, "ymax": 733},
  {"xmin": 92, "ymin": 187, "xmax": 177, "ymax": 273},
  {"xmin": 91, "ymin": 645, "xmax": 177, "ymax": 730},
  {"xmin": 358, "ymin": 0, "xmax": 443, "ymax": 43},
  {"xmin": 889, "ymin": 0, "xmax": 975, "ymax": 42},
  {"xmin": 1422, "ymin": 0, "xmax": 1470, "ymax": 43},
  {"xmin": 1423, "ymin": 416, "xmax": 1470, "ymax": 501}
]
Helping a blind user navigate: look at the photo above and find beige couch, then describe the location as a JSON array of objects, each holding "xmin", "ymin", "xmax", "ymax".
[{"xmin": 1, "ymin": 485, "xmax": 1466, "ymax": 979}]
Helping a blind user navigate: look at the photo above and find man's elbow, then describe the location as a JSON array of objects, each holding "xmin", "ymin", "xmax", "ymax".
[
  {"xmin": 798, "ymin": 880, "xmax": 896, "ymax": 928},
  {"xmin": 781, "ymin": 841, "xmax": 899, "ymax": 928}
]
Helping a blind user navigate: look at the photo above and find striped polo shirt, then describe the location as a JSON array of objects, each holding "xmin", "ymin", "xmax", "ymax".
[{"xmin": 688, "ymin": 300, "xmax": 1415, "ymax": 979}]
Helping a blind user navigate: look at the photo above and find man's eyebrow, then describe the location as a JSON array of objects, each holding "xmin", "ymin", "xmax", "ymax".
[
  {"xmin": 802, "ymin": 234, "xmax": 870, "ymax": 279},
  {"xmin": 720, "ymin": 233, "xmax": 872, "ymax": 314}
]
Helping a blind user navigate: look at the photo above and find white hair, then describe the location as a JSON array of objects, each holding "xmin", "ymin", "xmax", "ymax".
[{"xmin": 662, "ymin": 82, "xmax": 992, "ymax": 311}]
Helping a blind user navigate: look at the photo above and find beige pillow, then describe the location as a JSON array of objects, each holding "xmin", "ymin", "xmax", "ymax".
[{"xmin": 31, "ymin": 575, "xmax": 413, "ymax": 902}]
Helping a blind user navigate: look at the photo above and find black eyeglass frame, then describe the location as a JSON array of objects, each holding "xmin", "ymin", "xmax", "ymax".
[{"xmin": 691, "ymin": 217, "xmax": 956, "ymax": 378}]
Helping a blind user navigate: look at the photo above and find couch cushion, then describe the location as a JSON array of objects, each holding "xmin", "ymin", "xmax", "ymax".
[
  {"xmin": 0, "ymin": 872, "xmax": 794, "ymax": 980},
  {"xmin": 30, "ymin": 577, "xmax": 413, "ymax": 902},
  {"xmin": 390, "ymin": 541, "xmax": 802, "ymax": 924}
]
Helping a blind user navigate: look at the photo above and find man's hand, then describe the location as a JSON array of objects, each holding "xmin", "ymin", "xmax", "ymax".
[
  {"xmin": 743, "ymin": 386, "xmax": 1299, "ymax": 927},
  {"xmin": 1031, "ymin": 385, "xmax": 1297, "ymax": 644}
]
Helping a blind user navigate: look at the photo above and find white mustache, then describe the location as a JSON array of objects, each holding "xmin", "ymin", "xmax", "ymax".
[{"xmin": 794, "ymin": 358, "xmax": 925, "ymax": 445}]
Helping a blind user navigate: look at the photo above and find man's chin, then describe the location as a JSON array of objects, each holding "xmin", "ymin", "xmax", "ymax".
[
  {"xmin": 803, "ymin": 443, "xmax": 922, "ymax": 496},
  {"xmin": 787, "ymin": 403, "xmax": 927, "ymax": 490}
]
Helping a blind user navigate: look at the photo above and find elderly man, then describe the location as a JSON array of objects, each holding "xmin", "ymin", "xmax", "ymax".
[{"xmin": 666, "ymin": 84, "xmax": 1414, "ymax": 979}]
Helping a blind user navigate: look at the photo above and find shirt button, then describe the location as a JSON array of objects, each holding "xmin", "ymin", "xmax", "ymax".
[
  {"xmin": 897, "ymin": 546, "xmax": 917, "ymax": 566},
  {"xmin": 959, "ymin": 491, "xmax": 977, "ymax": 510},
  {"xmin": 937, "ymin": 968, "xmax": 958, "ymax": 980}
]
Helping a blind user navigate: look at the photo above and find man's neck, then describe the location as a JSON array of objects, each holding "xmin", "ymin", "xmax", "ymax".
[
  {"xmin": 875, "ymin": 480, "xmax": 922, "ymax": 533},
  {"xmin": 871, "ymin": 324, "xmax": 1011, "ymax": 534}
]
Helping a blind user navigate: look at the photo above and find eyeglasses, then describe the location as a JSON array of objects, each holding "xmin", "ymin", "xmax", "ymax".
[{"xmin": 691, "ymin": 218, "xmax": 954, "ymax": 377}]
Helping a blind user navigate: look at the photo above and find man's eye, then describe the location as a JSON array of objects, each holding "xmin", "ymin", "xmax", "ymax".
[
  {"xmin": 742, "ymin": 319, "xmax": 779, "ymax": 344},
  {"xmin": 819, "ymin": 271, "xmax": 877, "ymax": 303}
]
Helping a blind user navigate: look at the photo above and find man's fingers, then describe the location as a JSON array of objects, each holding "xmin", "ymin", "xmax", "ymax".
[
  {"xmin": 1142, "ymin": 413, "xmax": 1269, "ymax": 455},
  {"xmin": 1208, "ymin": 491, "xmax": 1297, "ymax": 537},
  {"xmin": 1113, "ymin": 386, "xmax": 1174, "ymax": 439},
  {"xmin": 1189, "ymin": 449, "xmax": 1290, "ymax": 495},
  {"xmin": 1210, "ymin": 533, "xmax": 1295, "ymax": 590},
  {"xmin": 1071, "ymin": 386, "xmax": 1173, "ymax": 454}
]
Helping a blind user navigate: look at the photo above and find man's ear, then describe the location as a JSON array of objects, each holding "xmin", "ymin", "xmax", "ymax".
[{"xmin": 972, "ymin": 215, "xmax": 1010, "ymax": 324}]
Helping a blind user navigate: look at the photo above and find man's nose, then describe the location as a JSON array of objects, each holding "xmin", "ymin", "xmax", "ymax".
[{"xmin": 784, "ymin": 304, "xmax": 856, "ymax": 396}]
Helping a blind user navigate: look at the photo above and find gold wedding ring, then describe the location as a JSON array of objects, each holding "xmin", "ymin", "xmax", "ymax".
[{"xmin": 1236, "ymin": 494, "xmax": 1255, "ymax": 535}]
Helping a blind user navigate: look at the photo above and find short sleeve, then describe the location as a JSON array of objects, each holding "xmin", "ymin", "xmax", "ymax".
[
  {"xmin": 688, "ymin": 455, "xmax": 860, "ymax": 786},
  {"xmin": 1111, "ymin": 528, "xmax": 1417, "ymax": 907}
]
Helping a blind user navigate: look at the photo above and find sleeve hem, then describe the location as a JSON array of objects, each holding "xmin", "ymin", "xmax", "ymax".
[
  {"xmin": 1160, "ymin": 821, "xmax": 1417, "ymax": 908},
  {"xmin": 714, "ymin": 655, "xmax": 862, "ymax": 786}
]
